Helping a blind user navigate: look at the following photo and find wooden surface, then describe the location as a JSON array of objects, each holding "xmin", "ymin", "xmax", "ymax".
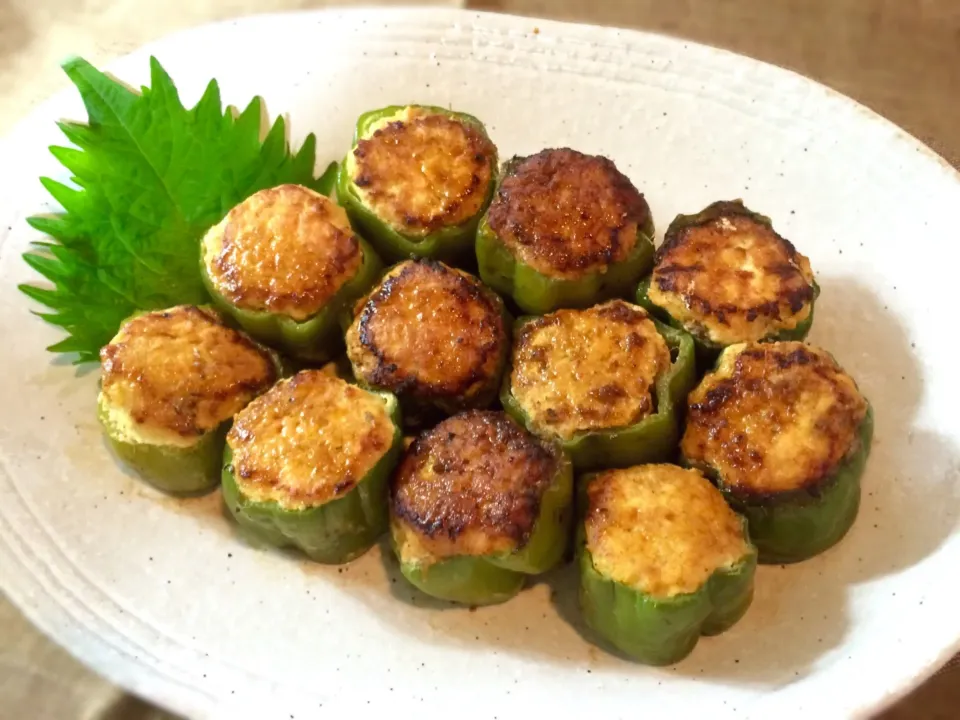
[{"xmin": 1, "ymin": 1, "xmax": 958, "ymax": 718}]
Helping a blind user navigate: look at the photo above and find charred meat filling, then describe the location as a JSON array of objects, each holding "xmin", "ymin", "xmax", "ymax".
[
  {"xmin": 682, "ymin": 341, "xmax": 869, "ymax": 496},
  {"xmin": 346, "ymin": 260, "xmax": 507, "ymax": 410},
  {"xmin": 486, "ymin": 148, "xmax": 650, "ymax": 278},
  {"xmin": 391, "ymin": 411, "xmax": 563, "ymax": 563}
]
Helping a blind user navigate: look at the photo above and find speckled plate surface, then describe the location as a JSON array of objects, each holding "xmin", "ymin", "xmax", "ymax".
[{"xmin": 1, "ymin": 8, "xmax": 959, "ymax": 720}]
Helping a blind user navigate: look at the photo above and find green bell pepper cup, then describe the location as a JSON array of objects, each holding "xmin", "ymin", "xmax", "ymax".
[
  {"xmin": 393, "ymin": 450, "xmax": 574, "ymax": 605},
  {"xmin": 221, "ymin": 393, "xmax": 404, "ymax": 564},
  {"xmin": 336, "ymin": 105, "xmax": 498, "ymax": 264},
  {"xmin": 476, "ymin": 210, "xmax": 656, "ymax": 316},
  {"xmin": 686, "ymin": 404, "xmax": 874, "ymax": 565},
  {"xmin": 502, "ymin": 318, "xmax": 696, "ymax": 471},
  {"xmin": 635, "ymin": 200, "xmax": 819, "ymax": 368},
  {"xmin": 97, "ymin": 329, "xmax": 284, "ymax": 496},
  {"xmin": 576, "ymin": 487, "xmax": 757, "ymax": 665},
  {"xmin": 98, "ymin": 393, "xmax": 227, "ymax": 496},
  {"xmin": 200, "ymin": 236, "xmax": 383, "ymax": 364}
]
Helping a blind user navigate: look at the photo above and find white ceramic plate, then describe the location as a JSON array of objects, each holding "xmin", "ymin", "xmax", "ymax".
[{"xmin": 1, "ymin": 8, "xmax": 958, "ymax": 720}]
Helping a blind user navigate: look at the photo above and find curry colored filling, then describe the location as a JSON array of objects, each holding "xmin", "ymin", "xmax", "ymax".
[
  {"xmin": 346, "ymin": 260, "xmax": 507, "ymax": 404},
  {"xmin": 391, "ymin": 411, "xmax": 561, "ymax": 564},
  {"xmin": 227, "ymin": 370, "xmax": 396, "ymax": 510},
  {"xmin": 509, "ymin": 300, "xmax": 671, "ymax": 440},
  {"xmin": 348, "ymin": 106, "xmax": 495, "ymax": 236},
  {"xmin": 648, "ymin": 207, "xmax": 815, "ymax": 345},
  {"xmin": 585, "ymin": 464, "xmax": 750, "ymax": 598},
  {"xmin": 99, "ymin": 305, "xmax": 277, "ymax": 447},
  {"xmin": 682, "ymin": 341, "xmax": 869, "ymax": 495},
  {"xmin": 485, "ymin": 148, "xmax": 649, "ymax": 278},
  {"xmin": 202, "ymin": 184, "xmax": 362, "ymax": 321}
]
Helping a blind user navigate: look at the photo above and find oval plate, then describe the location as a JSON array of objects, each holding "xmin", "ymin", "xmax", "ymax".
[{"xmin": 1, "ymin": 8, "xmax": 958, "ymax": 720}]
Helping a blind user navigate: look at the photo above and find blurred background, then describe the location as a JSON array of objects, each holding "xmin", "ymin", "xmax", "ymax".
[{"xmin": 1, "ymin": 1, "xmax": 957, "ymax": 718}]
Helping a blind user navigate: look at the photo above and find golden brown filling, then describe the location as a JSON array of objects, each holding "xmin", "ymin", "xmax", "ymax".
[
  {"xmin": 99, "ymin": 306, "xmax": 276, "ymax": 445},
  {"xmin": 509, "ymin": 300, "xmax": 671, "ymax": 440},
  {"xmin": 345, "ymin": 260, "xmax": 506, "ymax": 406},
  {"xmin": 485, "ymin": 148, "xmax": 649, "ymax": 278},
  {"xmin": 391, "ymin": 411, "xmax": 561, "ymax": 563},
  {"xmin": 350, "ymin": 107, "xmax": 495, "ymax": 236},
  {"xmin": 648, "ymin": 209, "xmax": 815, "ymax": 345},
  {"xmin": 585, "ymin": 464, "xmax": 750, "ymax": 597},
  {"xmin": 682, "ymin": 341, "xmax": 869, "ymax": 495},
  {"xmin": 202, "ymin": 184, "xmax": 362, "ymax": 321},
  {"xmin": 227, "ymin": 370, "xmax": 396, "ymax": 510}
]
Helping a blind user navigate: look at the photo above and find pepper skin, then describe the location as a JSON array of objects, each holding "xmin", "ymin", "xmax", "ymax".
[
  {"xmin": 688, "ymin": 406, "xmax": 873, "ymax": 565},
  {"xmin": 394, "ymin": 466, "xmax": 573, "ymax": 606},
  {"xmin": 98, "ymin": 396, "xmax": 228, "ymax": 496}
]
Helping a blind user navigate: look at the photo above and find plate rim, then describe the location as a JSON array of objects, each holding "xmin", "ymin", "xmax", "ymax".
[{"xmin": 1, "ymin": 6, "xmax": 958, "ymax": 719}]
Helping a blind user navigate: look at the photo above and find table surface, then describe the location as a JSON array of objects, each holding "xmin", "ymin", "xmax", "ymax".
[{"xmin": 1, "ymin": 1, "xmax": 957, "ymax": 718}]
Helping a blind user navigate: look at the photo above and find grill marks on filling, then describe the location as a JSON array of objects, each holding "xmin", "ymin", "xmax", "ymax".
[
  {"xmin": 351, "ymin": 108, "xmax": 495, "ymax": 235},
  {"xmin": 486, "ymin": 148, "xmax": 650, "ymax": 278},
  {"xmin": 204, "ymin": 184, "xmax": 362, "ymax": 321},
  {"xmin": 509, "ymin": 300, "xmax": 671, "ymax": 440},
  {"xmin": 99, "ymin": 306, "xmax": 277, "ymax": 441},
  {"xmin": 346, "ymin": 260, "xmax": 507, "ymax": 407},
  {"xmin": 682, "ymin": 342, "xmax": 868, "ymax": 496},
  {"xmin": 648, "ymin": 203, "xmax": 815, "ymax": 345},
  {"xmin": 391, "ymin": 411, "xmax": 561, "ymax": 561}
]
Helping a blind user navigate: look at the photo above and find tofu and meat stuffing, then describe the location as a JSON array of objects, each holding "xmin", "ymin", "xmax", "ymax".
[
  {"xmin": 97, "ymin": 305, "xmax": 278, "ymax": 494},
  {"xmin": 641, "ymin": 200, "xmax": 817, "ymax": 352},
  {"xmin": 502, "ymin": 299, "xmax": 695, "ymax": 470},
  {"xmin": 508, "ymin": 299, "xmax": 671, "ymax": 441},
  {"xmin": 222, "ymin": 369, "xmax": 402, "ymax": 564},
  {"xmin": 682, "ymin": 341, "xmax": 873, "ymax": 563},
  {"xmin": 346, "ymin": 259, "xmax": 509, "ymax": 425},
  {"xmin": 579, "ymin": 463, "xmax": 756, "ymax": 665},
  {"xmin": 390, "ymin": 410, "xmax": 572, "ymax": 605},
  {"xmin": 477, "ymin": 147, "xmax": 655, "ymax": 313},
  {"xmin": 339, "ymin": 104, "xmax": 498, "ymax": 261},
  {"xmin": 200, "ymin": 183, "xmax": 381, "ymax": 360}
]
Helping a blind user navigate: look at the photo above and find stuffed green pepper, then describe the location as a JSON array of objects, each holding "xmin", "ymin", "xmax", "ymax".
[
  {"xmin": 98, "ymin": 305, "xmax": 279, "ymax": 495},
  {"xmin": 200, "ymin": 183, "xmax": 383, "ymax": 362},
  {"xmin": 579, "ymin": 464, "xmax": 757, "ymax": 665},
  {"xmin": 476, "ymin": 148, "xmax": 655, "ymax": 314},
  {"xmin": 345, "ymin": 259, "xmax": 510, "ymax": 428},
  {"xmin": 337, "ymin": 104, "xmax": 498, "ymax": 263},
  {"xmin": 636, "ymin": 200, "xmax": 818, "ymax": 365},
  {"xmin": 222, "ymin": 369, "xmax": 403, "ymax": 564},
  {"xmin": 391, "ymin": 410, "xmax": 573, "ymax": 606},
  {"xmin": 501, "ymin": 299, "xmax": 696, "ymax": 471},
  {"xmin": 681, "ymin": 341, "xmax": 873, "ymax": 564}
]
